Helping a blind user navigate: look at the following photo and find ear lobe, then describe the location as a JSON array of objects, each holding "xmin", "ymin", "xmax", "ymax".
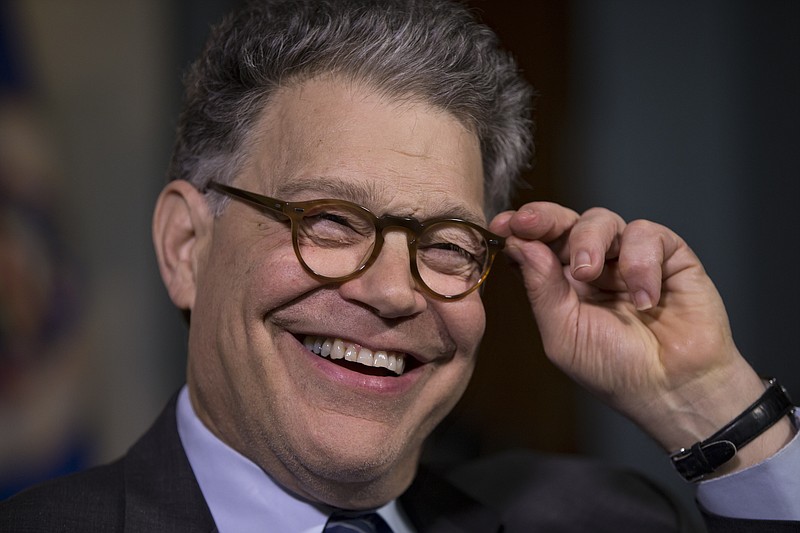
[{"xmin": 152, "ymin": 180, "xmax": 212, "ymax": 311}]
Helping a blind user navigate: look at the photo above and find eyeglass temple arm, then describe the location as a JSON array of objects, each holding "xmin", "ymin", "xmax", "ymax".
[{"xmin": 207, "ymin": 181, "xmax": 288, "ymax": 218}]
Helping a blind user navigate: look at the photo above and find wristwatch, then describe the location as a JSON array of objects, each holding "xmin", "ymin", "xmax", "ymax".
[{"xmin": 670, "ymin": 377, "xmax": 795, "ymax": 482}]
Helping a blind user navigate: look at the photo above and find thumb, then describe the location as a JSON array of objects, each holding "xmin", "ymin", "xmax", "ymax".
[{"xmin": 504, "ymin": 236, "xmax": 577, "ymax": 335}]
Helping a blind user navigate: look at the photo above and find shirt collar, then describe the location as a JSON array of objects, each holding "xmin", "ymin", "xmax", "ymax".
[{"xmin": 175, "ymin": 385, "xmax": 414, "ymax": 533}]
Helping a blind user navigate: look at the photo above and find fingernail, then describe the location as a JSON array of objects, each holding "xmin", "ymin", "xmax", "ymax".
[
  {"xmin": 633, "ymin": 290, "xmax": 653, "ymax": 311},
  {"xmin": 516, "ymin": 209, "xmax": 536, "ymax": 223},
  {"xmin": 572, "ymin": 251, "xmax": 592, "ymax": 272}
]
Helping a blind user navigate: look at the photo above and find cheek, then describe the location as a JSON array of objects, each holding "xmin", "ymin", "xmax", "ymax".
[
  {"xmin": 204, "ymin": 228, "xmax": 317, "ymax": 316},
  {"xmin": 188, "ymin": 232, "xmax": 318, "ymax": 384},
  {"xmin": 443, "ymin": 296, "xmax": 486, "ymax": 357},
  {"xmin": 187, "ymin": 232, "xmax": 321, "ymax": 429},
  {"xmin": 415, "ymin": 300, "xmax": 484, "ymax": 439}
]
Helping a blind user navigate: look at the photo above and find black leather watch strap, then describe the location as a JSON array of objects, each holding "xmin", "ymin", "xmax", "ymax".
[{"xmin": 670, "ymin": 377, "xmax": 795, "ymax": 482}]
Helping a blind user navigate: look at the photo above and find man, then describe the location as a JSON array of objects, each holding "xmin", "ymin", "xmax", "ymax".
[{"xmin": 1, "ymin": 0, "xmax": 797, "ymax": 531}]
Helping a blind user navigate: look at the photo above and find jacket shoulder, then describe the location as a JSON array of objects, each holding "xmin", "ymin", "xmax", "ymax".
[
  {"xmin": 0, "ymin": 460, "xmax": 125, "ymax": 532},
  {"xmin": 0, "ymin": 392, "xmax": 214, "ymax": 532}
]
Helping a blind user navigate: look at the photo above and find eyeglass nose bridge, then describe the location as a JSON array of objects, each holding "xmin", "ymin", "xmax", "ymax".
[
  {"xmin": 358, "ymin": 213, "xmax": 425, "ymax": 279},
  {"xmin": 374, "ymin": 213, "xmax": 425, "ymax": 241}
]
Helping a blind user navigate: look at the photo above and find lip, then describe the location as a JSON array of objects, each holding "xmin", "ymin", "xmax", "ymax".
[{"xmin": 285, "ymin": 331, "xmax": 426, "ymax": 395}]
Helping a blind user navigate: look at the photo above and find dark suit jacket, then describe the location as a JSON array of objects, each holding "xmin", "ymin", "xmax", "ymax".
[{"xmin": 1, "ymin": 397, "xmax": 796, "ymax": 532}]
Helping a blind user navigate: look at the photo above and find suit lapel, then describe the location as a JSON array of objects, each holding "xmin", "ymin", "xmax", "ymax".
[
  {"xmin": 122, "ymin": 394, "xmax": 217, "ymax": 532},
  {"xmin": 400, "ymin": 465, "xmax": 503, "ymax": 533}
]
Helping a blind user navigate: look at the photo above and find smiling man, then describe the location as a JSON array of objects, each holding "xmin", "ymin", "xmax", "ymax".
[{"xmin": 1, "ymin": 1, "xmax": 798, "ymax": 532}]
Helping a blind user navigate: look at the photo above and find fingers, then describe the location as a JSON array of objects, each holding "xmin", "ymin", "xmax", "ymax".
[
  {"xmin": 566, "ymin": 207, "xmax": 626, "ymax": 281},
  {"xmin": 493, "ymin": 202, "xmax": 693, "ymax": 311},
  {"xmin": 490, "ymin": 203, "xmax": 580, "ymax": 243},
  {"xmin": 616, "ymin": 220, "xmax": 686, "ymax": 310},
  {"xmin": 492, "ymin": 204, "xmax": 625, "ymax": 274}
]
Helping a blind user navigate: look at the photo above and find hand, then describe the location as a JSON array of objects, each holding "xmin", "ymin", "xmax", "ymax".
[{"xmin": 490, "ymin": 203, "xmax": 794, "ymax": 470}]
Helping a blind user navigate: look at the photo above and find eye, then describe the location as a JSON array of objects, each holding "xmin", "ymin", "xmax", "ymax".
[
  {"xmin": 297, "ymin": 205, "xmax": 375, "ymax": 250},
  {"xmin": 307, "ymin": 210, "xmax": 372, "ymax": 234},
  {"xmin": 428, "ymin": 242, "xmax": 475, "ymax": 259},
  {"xmin": 315, "ymin": 212, "xmax": 351, "ymax": 227},
  {"xmin": 415, "ymin": 222, "xmax": 488, "ymax": 276}
]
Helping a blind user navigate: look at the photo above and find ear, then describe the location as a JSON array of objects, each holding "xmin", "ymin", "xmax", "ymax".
[{"xmin": 152, "ymin": 180, "xmax": 213, "ymax": 312}]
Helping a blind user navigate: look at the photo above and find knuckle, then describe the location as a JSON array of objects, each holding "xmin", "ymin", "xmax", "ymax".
[
  {"xmin": 581, "ymin": 206, "xmax": 617, "ymax": 220},
  {"xmin": 625, "ymin": 218, "xmax": 662, "ymax": 235},
  {"xmin": 618, "ymin": 256, "xmax": 653, "ymax": 278}
]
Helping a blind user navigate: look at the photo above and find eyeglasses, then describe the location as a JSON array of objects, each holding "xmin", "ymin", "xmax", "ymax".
[{"xmin": 206, "ymin": 181, "xmax": 505, "ymax": 300}]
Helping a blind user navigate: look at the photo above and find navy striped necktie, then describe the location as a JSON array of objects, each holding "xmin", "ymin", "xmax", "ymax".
[{"xmin": 323, "ymin": 511, "xmax": 393, "ymax": 533}]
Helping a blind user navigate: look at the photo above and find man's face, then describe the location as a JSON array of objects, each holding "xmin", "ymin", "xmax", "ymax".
[{"xmin": 185, "ymin": 76, "xmax": 486, "ymax": 508}]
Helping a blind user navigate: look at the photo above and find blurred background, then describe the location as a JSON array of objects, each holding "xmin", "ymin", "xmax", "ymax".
[{"xmin": 1, "ymin": 0, "xmax": 797, "ymax": 525}]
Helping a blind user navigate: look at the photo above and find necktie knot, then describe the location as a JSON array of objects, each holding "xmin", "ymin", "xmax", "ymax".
[{"xmin": 323, "ymin": 511, "xmax": 393, "ymax": 533}]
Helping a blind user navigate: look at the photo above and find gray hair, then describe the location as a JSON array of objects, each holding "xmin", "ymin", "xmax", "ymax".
[{"xmin": 168, "ymin": 0, "xmax": 533, "ymax": 218}]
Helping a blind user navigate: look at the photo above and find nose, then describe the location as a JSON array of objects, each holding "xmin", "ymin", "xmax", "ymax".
[{"xmin": 338, "ymin": 232, "xmax": 428, "ymax": 318}]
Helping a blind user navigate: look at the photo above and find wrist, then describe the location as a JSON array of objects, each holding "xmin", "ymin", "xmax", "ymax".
[
  {"xmin": 670, "ymin": 377, "xmax": 796, "ymax": 481},
  {"xmin": 711, "ymin": 414, "xmax": 796, "ymax": 478}
]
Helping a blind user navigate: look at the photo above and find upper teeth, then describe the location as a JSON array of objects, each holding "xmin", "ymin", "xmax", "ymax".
[{"xmin": 303, "ymin": 336, "xmax": 406, "ymax": 376}]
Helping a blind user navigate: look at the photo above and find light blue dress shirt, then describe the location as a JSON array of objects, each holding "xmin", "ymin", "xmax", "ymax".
[{"xmin": 176, "ymin": 386, "xmax": 800, "ymax": 531}]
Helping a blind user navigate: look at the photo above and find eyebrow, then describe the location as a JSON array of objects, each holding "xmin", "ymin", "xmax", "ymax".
[
  {"xmin": 275, "ymin": 177, "xmax": 381, "ymax": 206},
  {"xmin": 273, "ymin": 176, "xmax": 486, "ymax": 225}
]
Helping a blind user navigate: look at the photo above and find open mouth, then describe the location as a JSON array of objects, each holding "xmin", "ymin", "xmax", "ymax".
[{"xmin": 302, "ymin": 335, "xmax": 410, "ymax": 377}]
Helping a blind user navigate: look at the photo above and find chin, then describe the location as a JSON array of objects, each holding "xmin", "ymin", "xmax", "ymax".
[
  {"xmin": 311, "ymin": 427, "xmax": 412, "ymax": 478},
  {"xmin": 304, "ymin": 446, "xmax": 421, "ymax": 509},
  {"xmin": 283, "ymin": 423, "xmax": 423, "ymax": 507}
]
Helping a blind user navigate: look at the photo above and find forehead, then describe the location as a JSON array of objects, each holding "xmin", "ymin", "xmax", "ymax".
[{"xmin": 241, "ymin": 76, "xmax": 486, "ymax": 223}]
